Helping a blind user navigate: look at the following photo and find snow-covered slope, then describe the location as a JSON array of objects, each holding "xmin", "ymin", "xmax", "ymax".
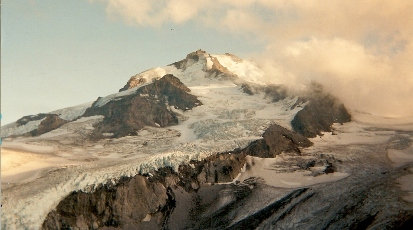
[
  {"xmin": 120, "ymin": 50, "xmax": 266, "ymax": 91},
  {"xmin": 1, "ymin": 50, "xmax": 305, "ymax": 229},
  {"xmin": 0, "ymin": 50, "xmax": 281, "ymax": 139},
  {"xmin": 3, "ymin": 50, "xmax": 408, "ymax": 229},
  {"xmin": 1, "ymin": 50, "xmax": 266, "ymax": 139},
  {"xmin": 1, "ymin": 102, "xmax": 93, "ymax": 138},
  {"xmin": 1, "ymin": 118, "xmax": 46, "ymax": 138},
  {"xmin": 213, "ymin": 53, "xmax": 266, "ymax": 85}
]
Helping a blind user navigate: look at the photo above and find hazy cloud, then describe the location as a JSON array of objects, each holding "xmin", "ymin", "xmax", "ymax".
[{"xmin": 93, "ymin": 0, "xmax": 413, "ymax": 117}]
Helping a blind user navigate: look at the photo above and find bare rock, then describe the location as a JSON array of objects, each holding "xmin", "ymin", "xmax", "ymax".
[
  {"xmin": 42, "ymin": 176, "xmax": 171, "ymax": 230},
  {"xmin": 29, "ymin": 114, "xmax": 68, "ymax": 136},
  {"xmin": 119, "ymin": 76, "xmax": 146, "ymax": 92},
  {"xmin": 292, "ymin": 85, "xmax": 351, "ymax": 138},
  {"xmin": 242, "ymin": 124, "xmax": 312, "ymax": 158},
  {"xmin": 84, "ymin": 74, "xmax": 201, "ymax": 138}
]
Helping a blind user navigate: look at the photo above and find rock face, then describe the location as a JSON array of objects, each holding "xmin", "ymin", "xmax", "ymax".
[
  {"xmin": 83, "ymin": 74, "xmax": 201, "ymax": 138},
  {"xmin": 42, "ymin": 175, "xmax": 172, "ymax": 230},
  {"xmin": 170, "ymin": 49, "xmax": 207, "ymax": 71},
  {"xmin": 242, "ymin": 124, "xmax": 313, "ymax": 158},
  {"xmin": 178, "ymin": 151, "xmax": 247, "ymax": 191},
  {"xmin": 119, "ymin": 76, "xmax": 147, "ymax": 92},
  {"xmin": 142, "ymin": 74, "xmax": 200, "ymax": 111},
  {"xmin": 41, "ymin": 124, "xmax": 312, "ymax": 229},
  {"xmin": 41, "ymin": 151, "xmax": 247, "ymax": 230},
  {"xmin": 29, "ymin": 114, "xmax": 68, "ymax": 136},
  {"xmin": 291, "ymin": 94, "xmax": 351, "ymax": 138},
  {"xmin": 291, "ymin": 85, "xmax": 351, "ymax": 138},
  {"xmin": 207, "ymin": 55, "xmax": 238, "ymax": 80},
  {"xmin": 41, "ymin": 122, "xmax": 413, "ymax": 229},
  {"xmin": 42, "ymin": 154, "xmax": 413, "ymax": 230},
  {"xmin": 42, "ymin": 152, "xmax": 413, "ymax": 230},
  {"xmin": 120, "ymin": 50, "xmax": 240, "ymax": 92},
  {"xmin": 240, "ymin": 83, "xmax": 289, "ymax": 102},
  {"xmin": 173, "ymin": 49, "xmax": 237, "ymax": 80},
  {"xmin": 239, "ymin": 83, "xmax": 351, "ymax": 138}
]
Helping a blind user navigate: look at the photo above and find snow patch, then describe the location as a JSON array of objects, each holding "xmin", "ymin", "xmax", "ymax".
[
  {"xmin": 1, "ymin": 118, "xmax": 45, "ymax": 138},
  {"xmin": 212, "ymin": 54, "xmax": 266, "ymax": 85},
  {"xmin": 132, "ymin": 67, "xmax": 166, "ymax": 83},
  {"xmin": 310, "ymin": 122, "xmax": 394, "ymax": 146},
  {"xmin": 93, "ymin": 87, "xmax": 139, "ymax": 107},
  {"xmin": 72, "ymin": 115, "xmax": 104, "ymax": 123},
  {"xmin": 237, "ymin": 156, "xmax": 349, "ymax": 188},
  {"xmin": 387, "ymin": 144, "xmax": 413, "ymax": 166},
  {"xmin": 51, "ymin": 102, "xmax": 93, "ymax": 121},
  {"xmin": 1, "ymin": 103, "xmax": 93, "ymax": 138}
]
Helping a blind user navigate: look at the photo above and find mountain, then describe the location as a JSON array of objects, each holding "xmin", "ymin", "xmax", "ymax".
[
  {"xmin": 1, "ymin": 50, "xmax": 349, "ymax": 139},
  {"xmin": 1, "ymin": 50, "xmax": 412, "ymax": 229}
]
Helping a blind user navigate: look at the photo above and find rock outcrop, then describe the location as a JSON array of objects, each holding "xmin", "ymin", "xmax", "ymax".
[
  {"xmin": 42, "ymin": 151, "xmax": 413, "ymax": 230},
  {"xmin": 120, "ymin": 50, "xmax": 240, "ymax": 92},
  {"xmin": 242, "ymin": 124, "xmax": 313, "ymax": 158},
  {"xmin": 239, "ymin": 83, "xmax": 351, "ymax": 138},
  {"xmin": 291, "ymin": 90, "xmax": 351, "ymax": 138},
  {"xmin": 41, "ymin": 124, "xmax": 313, "ymax": 229},
  {"xmin": 84, "ymin": 74, "xmax": 201, "ymax": 138},
  {"xmin": 119, "ymin": 76, "xmax": 147, "ymax": 92},
  {"xmin": 170, "ymin": 49, "xmax": 207, "ymax": 71},
  {"xmin": 42, "ymin": 175, "xmax": 173, "ymax": 230},
  {"xmin": 140, "ymin": 74, "xmax": 200, "ymax": 111},
  {"xmin": 173, "ymin": 49, "xmax": 238, "ymax": 80},
  {"xmin": 30, "ymin": 114, "xmax": 68, "ymax": 136},
  {"xmin": 207, "ymin": 55, "xmax": 238, "ymax": 80},
  {"xmin": 41, "ymin": 121, "xmax": 413, "ymax": 229},
  {"xmin": 41, "ymin": 150, "xmax": 247, "ymax": 230},
  {"xmin": 240, "ymin": 83, "xmax": 292, "ymax": 104},
  {"xmin": 24, "ymin": 114, "xmax": 68, "ymax": 137}
]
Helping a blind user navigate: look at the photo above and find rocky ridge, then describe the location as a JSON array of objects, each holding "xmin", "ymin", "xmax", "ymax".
[
  {"xmin": 42, "ymin": 123, "xmax": 314, "ymax": 229},
  {"xmin": 241, "ymin": 124, "xmax": 312, "ymax": 158},
  {"xmin": 83, "ymin": 74, "xmax": 201, "ymax": 138},
  {"xmin": 240, "ymin": 82, "xmax": 351, "ymax": 138},
  {"xmin": 119, "ymin": 50, "xmax": 352, "ymax": 139},
  {"xmin": 30, "ymin": 114, "xmax": 68, "ymax": 136},
  {"xmin": 291, "ymin": 85, "xmax": 351, "ymax": 137},
  {"xmin": 120, "ymin": 50, "xmax": 238, "ymax": 92},
  {"xmin": 3, "ymin": 50, "xmax": 351, "ymax": 141},
  {"xmin": 1, "ymin": 50, "xmax": 370, "ymax": 230},
  {"xmin": 42, "ymin": 123, "xmax": 413, "ymax": 229}
]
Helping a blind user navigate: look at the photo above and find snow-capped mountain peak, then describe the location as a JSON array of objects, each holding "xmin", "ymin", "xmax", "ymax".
[
  {"xmin": 1, "ymin": 50, "xmax": 359, "ymax": 229},
  {"xmin": 119, "ymin": 49, "xmax": 266, "ymax": 92}
]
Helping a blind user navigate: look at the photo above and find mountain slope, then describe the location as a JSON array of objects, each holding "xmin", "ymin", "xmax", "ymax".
[
  {"xmin": 2, "ymin": 50, "xmax": 412, "ymax": 230},
  {"xmin": 1, "ymin": 49, "xmax": 349, "ymax": 140},
  {"xmin": 83, "ymin": 74, "xmax": 201, "ymax": 138}
]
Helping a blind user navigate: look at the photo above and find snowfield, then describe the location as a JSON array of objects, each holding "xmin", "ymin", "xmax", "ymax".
[
  {"xmin": 3, "ymin": 112, "xmax": 412, "ymax": 229},
  {"xmin": 1, "ymin": 102, "xmax": 93, "ymax": 138},
  {"xmin": 2, "ymin": 51, "xmax": 413, "ymax": 229},
  {"xmin": 236, "ymin": 155, "xmax": 349, "ymax": 188},
  {"xmin": 1, "ymin": 118, "xmax": 46, "ymax": 138}
]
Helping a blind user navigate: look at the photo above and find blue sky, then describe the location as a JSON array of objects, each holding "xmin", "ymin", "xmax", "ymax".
[{"xmin": 1, "ymin": 0, "xmax": 264, "ymax": 124}]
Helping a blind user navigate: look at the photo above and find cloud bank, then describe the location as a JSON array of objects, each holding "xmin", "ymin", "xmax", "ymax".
[{"xmin": 93, "ymin": 0, "xmax": 413, "ymax": 117}]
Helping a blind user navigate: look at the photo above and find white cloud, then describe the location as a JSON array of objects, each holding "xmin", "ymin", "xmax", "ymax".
[
  {"xmin": 260, "ymin": 38, "xmax": 413, "ymax": 117},
  {"xmin": 92, "ymin": 0, "xmax": 413, "ymax": 117}
]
